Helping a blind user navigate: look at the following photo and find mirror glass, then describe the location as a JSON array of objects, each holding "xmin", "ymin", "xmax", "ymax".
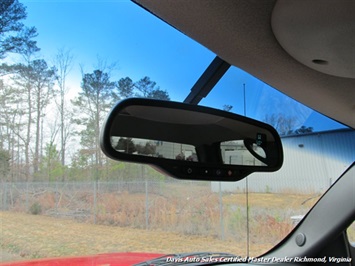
[
  {"xmin": 102, "ymin": 99, "xmax": 283, "ymax": 176},
  {"xmin": 111, "ymin": 137, "xmax": 198, "ymax": 161},
  {"xmin": 221, "ymin": 140, "xmax": 266, "ymax": 166},
  {"xmin": 111, "ymin": 137, "xmax": 269, "ymax": 166}
]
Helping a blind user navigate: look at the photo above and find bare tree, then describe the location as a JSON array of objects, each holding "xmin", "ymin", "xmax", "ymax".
[
  {"xmin": 2, "ymin": 59, "xmax": 56, "ymax": 178},
  {"xmin": 263, "ymin": 113, "xmax": 297, "ymax": 135},
  {"xmin": 53, "ymin": 47, "xmax": 73, "ymax": 169},
  {"xmin": 72, "ymin": 67, "xmax": 115, "ymax": 176}
]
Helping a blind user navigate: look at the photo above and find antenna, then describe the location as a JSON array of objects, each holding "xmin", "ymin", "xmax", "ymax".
[
  {"xmin": 244, "ymin": 83, "xmax": 250, "ymax": 258},
  {"xmin": 243, "ymin": 83, "xmax": 246, "ymax": 117}
]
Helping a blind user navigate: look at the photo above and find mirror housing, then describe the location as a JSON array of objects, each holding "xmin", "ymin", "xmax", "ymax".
[{"xmin": 100, "ymin": 98, "xmax": 283, "ymax": 181}]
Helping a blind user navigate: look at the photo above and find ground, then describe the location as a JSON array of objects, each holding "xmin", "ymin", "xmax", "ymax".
[
  {"xmin": 1, "ymin": 211, "xmax": 270, "ymax": 263},
  {"xmin": 0, "ymin": 250, "xmax": 20, "ymax": 262},
  {"xmin": 0, "ymin": 189, "xmax": 322, "ymax": 263}
]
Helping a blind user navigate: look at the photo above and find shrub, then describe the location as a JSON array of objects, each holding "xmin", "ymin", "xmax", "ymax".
[{"xmin": 29, "ymin": 202, "xmax": 42, "ymax": 215}]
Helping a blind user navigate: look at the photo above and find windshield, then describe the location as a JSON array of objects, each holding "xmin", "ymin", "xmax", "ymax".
[{"xmin": 0, "ymin": 0, "xmax": 354, "ymax": 263}]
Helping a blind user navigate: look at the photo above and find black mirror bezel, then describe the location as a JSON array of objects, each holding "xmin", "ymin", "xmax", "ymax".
[{"xmin": 100, "ymin": 98, "xmax": 283, "ymax": 181}]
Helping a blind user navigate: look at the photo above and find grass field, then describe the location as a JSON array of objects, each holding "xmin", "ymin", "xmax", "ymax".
[
  {"xmin": 0, "ymin": 249, "xmax": 20, "ymax": 262},
  {"xmin": 0, "ymin": 211, "xmax": 262, "ymax": 262},
  {"xmin": 0, "ymin": 189, "xmax": 321, "ymax": 263}
]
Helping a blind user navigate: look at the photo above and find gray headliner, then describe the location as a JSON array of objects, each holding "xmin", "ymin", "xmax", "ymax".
[{"xmin": 134, "ymin": 0, "xmax": 355, "ymax": 128}]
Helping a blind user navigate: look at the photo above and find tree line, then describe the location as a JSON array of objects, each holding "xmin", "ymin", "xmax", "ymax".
[
  {"xmin": 0, "ymin": 0, "xmax": 169, "ymax": 182},
  {"xmin": 0, "ymin": 1, "xmax": 313, "ymax": 183},
  {"xmin": 263, "ymin": 113, "xmax": 313, "ymax": 136}
]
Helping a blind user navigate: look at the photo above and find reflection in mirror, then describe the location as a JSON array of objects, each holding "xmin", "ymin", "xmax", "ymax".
[
  {"xmin": 101, "ymin": 98, "xmax": 283, "ymax": 180},
  {"xmin": 221, "ymin": 140, "xmax": 266, "ymax": 166},
  {"xmin": 111, "ymin": 137, "xmax": 198, "ymax": 161}
]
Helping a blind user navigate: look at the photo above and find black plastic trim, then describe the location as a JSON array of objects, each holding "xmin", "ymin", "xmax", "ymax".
[{"xmin": 100, "ymin": 98, "xmax": 283, "ymax": 181}]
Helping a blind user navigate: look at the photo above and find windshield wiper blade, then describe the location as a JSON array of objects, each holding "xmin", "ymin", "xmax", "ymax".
[{"xmin": 134, "ymin": 252, "xmax": 239, "ymax": 266}]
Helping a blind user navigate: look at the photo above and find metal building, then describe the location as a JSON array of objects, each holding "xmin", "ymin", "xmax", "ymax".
[{"xmin": 211, "ymin": 129, "xmax": 355, "ymax": 194}]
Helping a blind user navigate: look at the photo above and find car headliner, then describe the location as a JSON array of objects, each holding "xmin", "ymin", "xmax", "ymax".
[{"xmin": 134, "ymin": 0, "xmax": 355, "ymax": 129}]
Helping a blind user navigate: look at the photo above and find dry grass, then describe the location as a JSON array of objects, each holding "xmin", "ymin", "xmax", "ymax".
[
  {"xmin": 1, "ymin": 211, "xmax": 254, "ymax": 261},
  {"xmin": 1, "ymin": 183, "xmax": 319, "ymax": 262},
  {"xmin": 223, "ymin": 192, "xmax": 321, "ymax": 209}
]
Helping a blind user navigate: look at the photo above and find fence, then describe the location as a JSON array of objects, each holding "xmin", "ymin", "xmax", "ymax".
[
  {"xmin": 0, "ymin": 180, "xmax": 178, "ymax": 222},
  {"xmin": 0, "ymin": 180, "xmax": 217, "ymax": 228},
  {"xmin": 0, "ymin": 179, "xmax": 305, "ymax": 246}
]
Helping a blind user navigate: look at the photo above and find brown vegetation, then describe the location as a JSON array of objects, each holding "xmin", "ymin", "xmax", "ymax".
[{"xmin": 0, "ymin": 182, "xmax": 318, "ymax": 261}]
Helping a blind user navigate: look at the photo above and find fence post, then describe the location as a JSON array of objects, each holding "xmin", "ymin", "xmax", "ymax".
[
  {"xmin": 26, "ymin": 182, "xmax": 29, "ymax": 212},
  {"xmin": 55, "ymin": 182, "xmax": 58, "ymax": 216},
  {"xmin": 93, "ymin": 180, "xmax": 97, "ymax": 224},
  {"xmin": 219, "ymin": 182, "xmax": 225, "ymax": 240},
  {"xmin": 8, "ymin": 183, "xmax": 12, "ymax": 209},
  {"xmin": 142, "ymin": 165, "xmax": 149, "ymax": 230},
  {"xmin": 0, "ymin": 182, "xmax": 2, "ymax": 210},
  {"xmin": 3, "ymin": 182, "xmax": 7, "ymax": 210}
]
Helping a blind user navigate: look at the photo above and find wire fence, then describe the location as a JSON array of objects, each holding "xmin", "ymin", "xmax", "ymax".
[
  {"xmin": 0, "ymin": 180, "xmax": 217, "ymax": 229},
  {"xmin": 0, "ymin": 180, "xmax": 184, "ymax": 220},
  {"xmin": 0, "ymin": 179, "xmax": 304, "ymax": 244}
]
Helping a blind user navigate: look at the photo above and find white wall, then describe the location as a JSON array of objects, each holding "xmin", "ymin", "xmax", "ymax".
[{"xmin": 211, "ymin": 129, "xmax": 355, "ymax": 194}]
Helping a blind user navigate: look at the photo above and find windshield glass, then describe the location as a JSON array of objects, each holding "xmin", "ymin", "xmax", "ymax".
[
  {"xmin": 0, "ymin": 0, "xmax": 354, "ymax": 263},
  {"xmin": 201, "ymin": 66, "xmax": 353, "ymax": 255}
]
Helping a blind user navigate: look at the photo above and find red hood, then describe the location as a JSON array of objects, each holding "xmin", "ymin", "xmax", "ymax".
[{"xmin": 0, "ymin": 252, "xmax": 164, "ymax": 266}]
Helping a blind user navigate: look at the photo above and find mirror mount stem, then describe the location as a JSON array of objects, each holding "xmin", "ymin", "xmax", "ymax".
[{"xmin": 184, "ymin": 56, "xmax": 230, "ymax": 105}]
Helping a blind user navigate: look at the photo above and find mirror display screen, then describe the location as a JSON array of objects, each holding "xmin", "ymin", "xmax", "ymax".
[
  {"xmin": 102, "ymin": 98, "xmax": 283, "ymax": 180},
  {"xmin": 220, "ymin": 140, "xmax": 266, "ymax": 166},
  {"xmin": 111, "ymin": 137, "xmax": 198, "ymax": 161},
  {"xmin": 111, "ymin": 137, "xmax": 270, "ymax": 166}
]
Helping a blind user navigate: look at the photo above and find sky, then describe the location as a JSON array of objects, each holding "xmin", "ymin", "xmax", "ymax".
[
  {"xmin": 22, "ymin": 0, "xmax": 215, "ymax": 102},
  {"xmin": 20, "ymin": 0, "xmax": 347, "ymax": 132}
]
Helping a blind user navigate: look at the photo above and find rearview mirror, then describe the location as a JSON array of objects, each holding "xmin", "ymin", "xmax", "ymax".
[{"xmin": 100, "ymin": 98, "xmax": 283, "ymax": 181}]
